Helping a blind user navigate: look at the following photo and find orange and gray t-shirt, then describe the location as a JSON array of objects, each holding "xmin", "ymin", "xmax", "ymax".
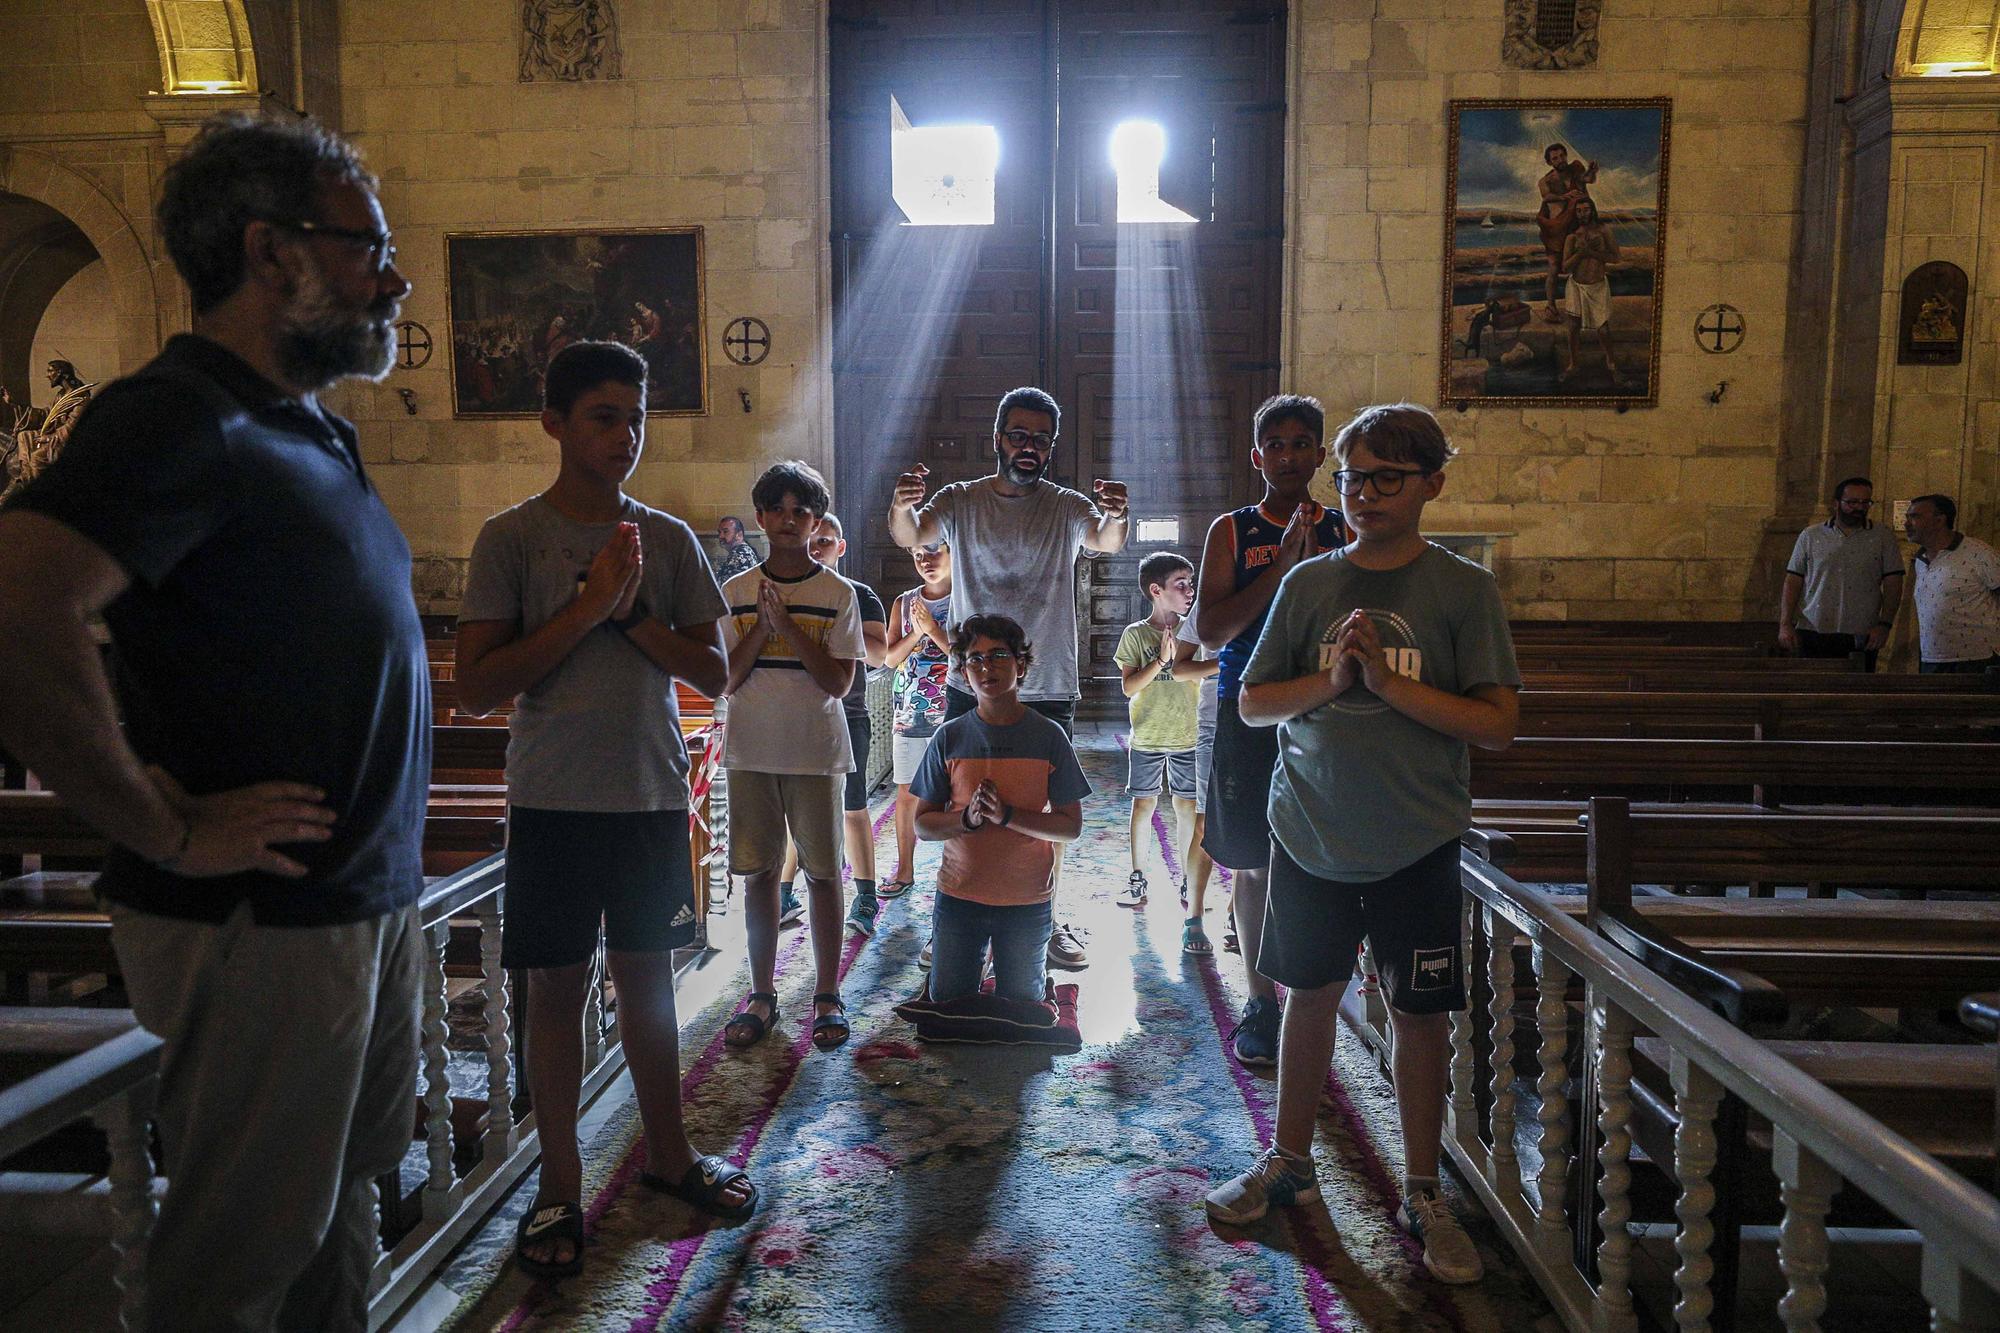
[{"xmin": 909, "ymin": 709, "xmax": 1091, "ymax": 907}]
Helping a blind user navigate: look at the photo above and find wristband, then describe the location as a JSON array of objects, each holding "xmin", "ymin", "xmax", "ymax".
[
  {"xmin": 998, "ymin": 803, "xmax": 1014, "ymax": 828},
  {"xmin": 612, "ymin": 601, "xmax": 650, "ymax": 633}
]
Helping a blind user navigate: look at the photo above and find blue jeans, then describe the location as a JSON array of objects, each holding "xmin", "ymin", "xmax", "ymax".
[{"xmin": 930, "ymin": 894, "xmax": 1052, "ymax": 1003}]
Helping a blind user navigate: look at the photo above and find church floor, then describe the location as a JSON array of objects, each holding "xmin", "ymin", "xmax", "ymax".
[{"xmin": 390, "ymin": 724, "xmax": 1563, "ymax": 1333}]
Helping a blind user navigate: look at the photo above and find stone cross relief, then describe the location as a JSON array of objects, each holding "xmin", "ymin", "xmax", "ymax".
[{"xmin": 520, "ymin": 0, "xmax": 623, "ymax": 82}]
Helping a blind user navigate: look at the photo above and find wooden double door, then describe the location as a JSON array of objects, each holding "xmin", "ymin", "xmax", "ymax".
[{"xmin": 830, "ymin": 0, "xmax": 1286, "ymax": 684}]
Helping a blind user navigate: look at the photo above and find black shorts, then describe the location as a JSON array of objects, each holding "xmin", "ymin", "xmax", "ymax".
[
  {"xmin": 944, "ymin": 687, "xmax": 1075, "ymax": 738},
  {"xmin": 1258, "ymin": 837, "xmax": 1466, "ymax": 1014},
  {"xmin": 501, "ymin": 806, "xmax": 697, "ymax": 969},
  {"xmin": 843, "ymin": 711, "xmax": 872, "ymax": 812},
  {"xmin": 1201, "ymin": 694, "xmax": 1278, "ymax": 871}
]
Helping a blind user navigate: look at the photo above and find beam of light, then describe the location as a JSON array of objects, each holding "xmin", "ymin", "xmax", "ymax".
[
  {"xmin": 891, "ymin": 95, "xmax": 999, "ymax": 227},
  {"xmin": 829, "ymin": 207, "xmax": 984, "ymax": 499},
  {"xmin": 1110, "ymin": 120, "xmax": 1197, "ymax": 225}
]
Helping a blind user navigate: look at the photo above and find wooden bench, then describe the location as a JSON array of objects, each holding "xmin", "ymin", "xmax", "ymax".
[
  {"xmin": 1516, "ymin": 690, "xmax": 2000, "ymax": 740},
  {"xmin": 1520, "ymin": 667, "xmax": 1995, "ymax": 693},
  {"xmin": 1471, "ymin": 736, "xmax": 2000, "ymax": 805}
]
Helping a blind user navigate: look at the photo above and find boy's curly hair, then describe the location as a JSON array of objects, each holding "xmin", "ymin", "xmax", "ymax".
[{"xmin": 950, "ymin": 614, "xmax": 1033, "ymax": 671}]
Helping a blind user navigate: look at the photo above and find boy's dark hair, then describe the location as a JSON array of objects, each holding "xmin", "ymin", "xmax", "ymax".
[
  {"xmin": 1912, "ymin": 492, "xmax": 1957, "ymax": 527},
  {"xmin": 1832, "ymin": 476, "xmax": 1873, "ymax": 501},
  {"xmin": 951, "ymin": 614, "xmax": 1033, "ymax": 670},
  {"xmin": 544, "ymin": 340, "xmax": 648, "ymax": 415},
  {"xmin": 751, "ymin": 460, "xmax": 832, "ymax": 517},
  {"xmin": 1332, "ymin": 402, "xmax": 1459, "ymax": 472},
  {"xmin": 993, "ymin": 386, "xmax": 1061, "ymax": 437},
  {"xmin": 159, "ymin": 113, "xmax": 377, "ymax": 315},
  {"xmin": 1137, "ymin": 551, "xmax": 1194, "ymax": 595},
  {"xmin": 1252, "ymin": 393, "xmax": 1324, "ymax": 448}
]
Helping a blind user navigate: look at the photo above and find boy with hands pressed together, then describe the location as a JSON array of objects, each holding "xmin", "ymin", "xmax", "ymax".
[{"xmin": 1203, "ymin": 403, "xmax": 1519, "ymax": 1288}]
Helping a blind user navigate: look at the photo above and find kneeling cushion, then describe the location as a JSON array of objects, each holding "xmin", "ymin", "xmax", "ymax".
[{"xmin": 895, "ymin": 978, "xmax": 1082, "ymax": 1049}]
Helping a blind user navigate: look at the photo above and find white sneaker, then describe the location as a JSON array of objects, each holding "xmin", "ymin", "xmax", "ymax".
[
  {"xmin": 1397, "ymin": 1191, "xmax": 1484, "ymax": 1284},
  {"xmin": 1118, "ymin": 870, "xmax": 1148, "ymax": 908},
  {"xmin": 1046, "ymin": 921, "xmax": 1088, "ymax": 969},
  {"xmin": 919, "ymin": 936, "xmax": 933, "ymax": 970}
]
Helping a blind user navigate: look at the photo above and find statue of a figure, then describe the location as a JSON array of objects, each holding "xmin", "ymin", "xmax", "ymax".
[
  {"xmin": 2, "ymin": 360, "xmax": 94, "ymax": 501},
  {"xmin": 520, "ymin": 0, "xmax": 622, "ymax": 82}
]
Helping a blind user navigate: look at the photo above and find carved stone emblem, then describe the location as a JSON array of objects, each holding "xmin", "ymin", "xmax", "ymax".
[
  {"xmin": 1502, "ymin": 0, "xmax": 1603, "ymax": 71},
  {"xmin": 520, "ymin": 0, "xmax": 622, "ymax": 83}
]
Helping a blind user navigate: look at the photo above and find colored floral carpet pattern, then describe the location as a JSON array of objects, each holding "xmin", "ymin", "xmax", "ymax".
[{"xmin": 440, "ymin": 732, "xmax": 1557, "ymax": 1332}]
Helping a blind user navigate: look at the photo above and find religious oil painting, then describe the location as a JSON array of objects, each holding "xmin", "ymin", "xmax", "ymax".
[
  {"xmin": 1441, "ymin": 99, "xmax": 1670, "ymax": 408},
  {"xmin": 445, "ymin": 228, "xmax": 706, "ymax": 418}
]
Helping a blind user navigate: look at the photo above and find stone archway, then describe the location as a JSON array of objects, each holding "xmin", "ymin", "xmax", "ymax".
[
  {"xmin": 0, "ymin": 147, "xmax": 161, "ymax": 376},
  {"xmin": 142, "ymin": 1, "xmax": 262, "ymax": 95}
]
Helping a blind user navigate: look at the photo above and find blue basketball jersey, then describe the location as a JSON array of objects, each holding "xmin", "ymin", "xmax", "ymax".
[{"xmin": 1215, "ymin": 501, "xmax": 1347, "ymax": 700}]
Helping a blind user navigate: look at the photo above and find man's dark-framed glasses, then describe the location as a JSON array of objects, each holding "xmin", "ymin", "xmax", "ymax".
[
  {"xmin": 1332, "ymin": 466, "xmax": 1431, "ymax": 498},
  {"xmin": 1000, "ymin": 429, "xmax": 1054, "ymax": 449},
  {"xmin": 272, "ymin": 219, "xmax": 398, "ymax": 270}
]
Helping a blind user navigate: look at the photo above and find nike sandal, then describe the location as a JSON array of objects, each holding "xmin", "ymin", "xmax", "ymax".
[
  {"xmin": 514, "ymin": 1199, "xmax": 584, "ymax": 1280},
  {"xmin": 640, "ymin": 1154, "xmax": 758, "ymax": 1225}
]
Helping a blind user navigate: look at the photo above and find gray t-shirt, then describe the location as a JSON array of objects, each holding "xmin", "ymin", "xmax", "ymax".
[
  {"xmin": 459, "ymin": 495, "xmax": 728, "ymax": 812},
  {"xmin": 1787, "ymin": 520, "xmax": 1903, "ymax": 637},
  {"xmin": 1243, "ymin": 543, "xmax": 1520, "ymax": 882},
  {"xmin": 921, "ymin": 477, "xmax": 1101, "ymax": 702}
]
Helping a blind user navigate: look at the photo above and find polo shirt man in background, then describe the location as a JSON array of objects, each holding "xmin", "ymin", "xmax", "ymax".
[
  {"xmin": 1904, "ymin": 492, "xmax": 2000, "ymax": 673},
  {"xmin": 1778, "ymin": 476, "xmax": 1904, "ymax": 671},
  {"xmin": 0, "ymin": 115, "xmax": 423, "ymax": 1331}
]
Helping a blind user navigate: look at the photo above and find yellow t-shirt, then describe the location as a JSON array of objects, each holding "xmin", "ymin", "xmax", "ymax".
[{"xmin": 1115, "ymin": 621, "xmax": 1200, "ymax": 753}]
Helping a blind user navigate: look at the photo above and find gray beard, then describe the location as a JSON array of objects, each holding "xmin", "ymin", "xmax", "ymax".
[
  {"xmin": 1002, "ymin": 460, "xmax": 1043, "ymax": 487},
  {"xmin": 276, "ymin": 266, "xmax": 397, "ymax": 390}
]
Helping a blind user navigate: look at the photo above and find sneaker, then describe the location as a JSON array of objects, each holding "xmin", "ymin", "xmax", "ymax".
[
  {"xmin": 1231, "ymin": 996, "xmax": 1280, "ymax": 1067},
  {"xmin": 778, "ymin": 883, "xmax": 805, "ymax": 926},
  {"xmin": 1046, "ymin": 921, "xmax": 1089, "ymax": 970},
  {"xmin": 1118, "ymin": 870, "xmax": 1149, "ymax": 908},
  {"xmin": 1203, "ymin": 1145, "xmax": 1319, "ymax": 1225},
  {"xmin": 1398, "ymin": 1190, "xmax": 1485, "ymax": 1284},
  {"xmin": 845, "ymin": 892, "xmax": 878, "ymax": 939},
  {"xmin": 919, "ymin": 936, "xmax": 933, "ymax": 970}
]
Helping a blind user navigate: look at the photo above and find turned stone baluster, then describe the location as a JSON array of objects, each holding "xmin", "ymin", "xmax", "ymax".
[
  {"xmin": 1486, "ymin": 904, "xmax": 1518, "ymax": 1176},
  {"xmin": 1592, "ymin": 996, "xmax": 1638, "ymax": 1332},
  {"xmin": 96, "ymin": 1088, "xmax": 156, "ymax": 1332},
  {"xmin": 585, "ymin": 940, "xmax": 607, "ymax": 1069},
  {"xmin": 1532, "ymin": 941, "xmax": 1572, "ymax": 1255},
  {"xmin": 422, "ymin": 919, "xmax": 463, "ymax": 1217},
  {"xmin": 478, "ymin": 894, "xmax": 516, "ymax": 1161},
  {"xmin": 1773, "ymin": 1130, "xmax": 1834, "ymax": 1333},
  {"xmin": 1448, "ymin": 894, "xmax": 1477, "ymax": 1145},
  {"xmin": 1671, "ymin": 1053, "xmax": 1724, "ymax": 1332}
]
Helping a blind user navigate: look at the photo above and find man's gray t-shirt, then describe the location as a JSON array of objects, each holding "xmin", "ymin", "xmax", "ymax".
[
  {"xmin": 1243, "ymin": 543, "xmax": 1520, "ymax": 882},
  {"xmin": 922, "ymin": 477, "xmax": 1101, "ymax": 702},
  {"xmin": 459, "ymin": 495, "xmax": 727, "ymax": 812},
  {"xmin": 1787, "ymin": 521, "xmax": 1903, "ymax": 637}
]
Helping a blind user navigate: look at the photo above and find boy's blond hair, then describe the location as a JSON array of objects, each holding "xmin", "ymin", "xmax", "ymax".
[{"xmin": 1331, "ymin": 403, "xmax": 1458, "ymax": 473}]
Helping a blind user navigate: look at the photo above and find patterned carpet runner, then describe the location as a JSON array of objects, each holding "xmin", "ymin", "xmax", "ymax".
[{"xmin": 438, "ymin": 734, "xmax": 1556, "ymax": 1331}]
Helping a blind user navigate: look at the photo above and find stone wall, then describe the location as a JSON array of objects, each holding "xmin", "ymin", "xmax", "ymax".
[
  {"xmin": 29, "ymin": 260, "xmax": 120, "ymax": 393},
  {"xmin": 325, "ymin": 0, "xmax": 828, "ymax": 581},
  {"xmin": 1284, "ymin": 0, "xmax": 1813, "ymax": 620}
]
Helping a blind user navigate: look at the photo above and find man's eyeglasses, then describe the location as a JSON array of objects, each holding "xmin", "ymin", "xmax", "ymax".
[
  {"xmin": 1000, "ymin": 429, "xmax": 1054, "ymax": 449},
  {"xmin": 1332, "ymin": 466, "xmax": 1432, "ymax": 497},
  {"xmin": 963, "ymin": 648, "xmax": 1017, "ymax": 667},
  {"xmin": 272, "ymin": 219, "xmax": 399, "ymax": 271}
]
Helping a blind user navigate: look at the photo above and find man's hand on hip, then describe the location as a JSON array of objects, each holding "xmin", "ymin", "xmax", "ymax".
[{"xmin": 149, "ymin": 766, "xmax": 336, "ymax": 878}]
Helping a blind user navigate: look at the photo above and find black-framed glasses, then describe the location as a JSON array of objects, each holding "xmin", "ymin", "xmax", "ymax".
[
  {"xmin": 271, "ymin": 219, "xmax": 399, "ymax": 270},
  {"xmin": 1000, "ymin": 428, "xmax": 1054, "ymax": 449},
  {"xmin": 963, "ymin": 648, "xmax": 1017, "ymax": 666},
  {"xmin": 1332, "ymin": 466, "xmax": 1431, "ymax": 497}
]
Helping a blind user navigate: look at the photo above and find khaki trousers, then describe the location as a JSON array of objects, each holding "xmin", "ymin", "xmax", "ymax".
[{"xmin": 108, "ymin": 900, "xmax": 420, "ymax": 1333}]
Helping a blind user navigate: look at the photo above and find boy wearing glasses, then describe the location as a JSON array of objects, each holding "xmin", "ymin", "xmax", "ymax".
[
  {"xmin": 1204, "ymin": 403, "xmax": 1519, "ymax": 1288},
  {"xmin": 910, "ymin": 615, "xmax": 1089, "ymax": 1002}
]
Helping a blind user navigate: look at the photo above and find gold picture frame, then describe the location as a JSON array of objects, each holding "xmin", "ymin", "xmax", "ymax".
[
  {"xmin": 445, "ymin": 227, "xmax": 707, "ymax": 418},
  {"xmin": 1440, "ymin": 98, "xmax": 1670, "ymax": 409}
]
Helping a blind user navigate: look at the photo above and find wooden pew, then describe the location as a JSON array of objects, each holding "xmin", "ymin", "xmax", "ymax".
[
  {"xmin": 1516, "ymin": 690, "xmax": 2000, "ymax": 740},
  {"xmin": 1471, "ymin": 736, "xmax": 2000, "ymax": 805},
  {"xmin": 1520, "ymin": 667, "xmax": 1995, "ymax": 693}
]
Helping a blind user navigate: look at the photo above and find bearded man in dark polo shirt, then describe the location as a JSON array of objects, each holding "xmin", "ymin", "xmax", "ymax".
[{"xmin": 0, "ymin": 116, "xmax": 424, "ymax": 1331}]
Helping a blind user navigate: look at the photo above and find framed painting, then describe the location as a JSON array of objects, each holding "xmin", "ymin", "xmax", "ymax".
[
  {"xmin": 445, "ymin": 227, "xmax": 706, "ymax": 417},
  {"xmin": 1441, "ymin": 99, "xmax": 1670, "ymax": 408}
]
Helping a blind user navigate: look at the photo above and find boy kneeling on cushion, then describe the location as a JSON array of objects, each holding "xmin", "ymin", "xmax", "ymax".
[{"xmin": 910, "ymin": 615, "xmax": 1089, "ymax": 1001}]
